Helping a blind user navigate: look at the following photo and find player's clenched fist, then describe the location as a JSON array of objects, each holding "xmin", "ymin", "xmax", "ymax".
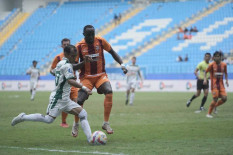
[
  {"xmin": 81, "ymin": 86, "xmax": 92, "ymax": 95},
  {"xmin": 121, "ymin": 64, "xmax": 128, "ymax": 74}
]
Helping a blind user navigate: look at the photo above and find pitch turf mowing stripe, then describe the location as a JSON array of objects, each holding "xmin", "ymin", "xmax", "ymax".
[{"xmin": 0, "ymin": 145, "xmax": 126, "ymax": 155}]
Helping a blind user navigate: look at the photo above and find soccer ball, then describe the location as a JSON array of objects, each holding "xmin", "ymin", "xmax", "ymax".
[{"xmin": 91, "ymin": 131, "xmax": 107, "ymax": 145}]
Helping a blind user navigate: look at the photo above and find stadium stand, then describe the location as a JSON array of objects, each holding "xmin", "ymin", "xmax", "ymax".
[
  {"xmin": 0, "ymin": 2, "xmax": 59, "ymax": 75},
  {"xmin": 0, "ymin": 0, "xmax": 132, "ymax": 75},
  {"xmin": 0, "ymin": 0, "xmax": 232, "ymax": 80},
  {"xmin": 135, "ymin": 1, "xmax": 233, "ymax": 79},
  {"xmin": 105, "ymin": 0, "xmax": 211, "ymax": 65},
  {"xmin": 0, "ymin": 8, "xmax": 18, "ymax": 28}
]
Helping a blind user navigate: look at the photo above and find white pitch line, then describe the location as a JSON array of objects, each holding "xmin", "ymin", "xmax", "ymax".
[{"xmin": 0, "ymin": 145, "xmax": 126, "ymax": 155}]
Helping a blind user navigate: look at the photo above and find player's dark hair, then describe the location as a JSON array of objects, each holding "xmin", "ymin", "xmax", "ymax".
[
  {"xmin": 83, "ymin": 25, "xmax": 95, "ymax": 33},
  {"xmin": 205, "ymin": 53, "xmax": 211, "ymax": 56},
  {"xmin": 213, "ymin": 51, "xmax": 221, "ymax": 57},
  {"xmin": 32, "ymin": 60, "xmax": 37, "ymax": 63},
  {"xmin": 61, "ymin": 38, "xmax": 70, "ymax": 44},
  {"xmin": 132, "ymin": 56, "xmax": 136, "ymax": 60},
  {"xmin": 64, "ymin": 45, "xmax": 76, "ymax": 55}
]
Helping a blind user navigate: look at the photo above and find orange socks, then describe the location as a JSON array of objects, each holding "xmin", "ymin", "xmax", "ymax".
[
  {"xmin": 208, "ymin": 100, "xmax": 225, "ymax": 115},
  {"xmin": 104, "ymin": 94, "xmax": 113, "ymax": 122},
  {"xmin": 61, "ymin": 112, "xmax": 68, "ymax": 123},
  {"xmin": 208, "ymin": 101, "xmax": 216, "ymax": 115}
]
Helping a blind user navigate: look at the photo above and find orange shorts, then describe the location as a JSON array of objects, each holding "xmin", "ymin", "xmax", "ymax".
[
  {"xmin": 80, "ymin": 73, "xmax": 109, "ymax": 90},
  {"xmin": 70, "ymin": 86, "xmax": 78, "ymax": 100},
  {"xmin": 211, "ymin": 88, "xmax": 227, "ymax": 98}
]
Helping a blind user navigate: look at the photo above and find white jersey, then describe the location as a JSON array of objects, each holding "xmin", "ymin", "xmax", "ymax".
[
  {"xmin": 51, "ymin": 58, "xmax": 75, "ymax": 102},
  {"xmin": 27, "ymin": 67, "xmax": 40, "ymax": 81},
  {"xmin": 126, "ymin": 64, "xmax": 141, "ymax": 83}
]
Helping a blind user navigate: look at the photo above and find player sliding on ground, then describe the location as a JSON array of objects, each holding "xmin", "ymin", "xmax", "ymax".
[
  {"xmin": 11, "ymin": 45, "xmax": 93, "ymax": 143},
  {"xmin": 204, "ymin": 51, "xmax": 229, "ymax": 118}
]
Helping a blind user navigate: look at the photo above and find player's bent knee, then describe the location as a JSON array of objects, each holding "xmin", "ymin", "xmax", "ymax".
[
  {"xmin": 99, "ymin": 82, "xmax": 113, "ymax": 94},
  {"xmin": 77, "ymin": 89, "xmax": 88, "ymax": 105},
  {"xmin": 45, "ymin": 115, "xmax": 54, "ymax": 124},
  {"xmin": 77, "ymin": 100, "xmax": 84, "ymax": 105},
  {"xmin": 78, "ymin": 109, "xmax": 87, "ymax": 120},
  {"xmin": 105, "ymin": 89, "xmax": 112, "ymax": 94},
  {"xmin": 222, "ymin": 96, "xmax": 227, "ymax": 102}
]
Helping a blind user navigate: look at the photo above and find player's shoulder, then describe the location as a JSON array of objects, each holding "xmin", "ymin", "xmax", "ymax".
[
  {"xmin": 95, "ymin": 36, "xmax": 105, "ymax": 40},
  {"xmin": 221, "ymin": 62, "xmax": 227, "ymax": 66},
  {"xmin": 209, "ymin": 61, "xmax": 215, "ymax": 66},
  {"xmin": 76, "ymin": 39, "xmax": 85, "ymax": 46},
  {"xmin": 95, "ymin": 36, "xmax": 107, "ymax": 43},
  {"xmin": 197, "ymin": 60, "xmax": 205, "ymax": 66},
  {"xmin": 57, "ymin": 59, "xmax": 67, "ymax": 66},
  {"xmin": 59, "ymin": 60, "xmax": 71, "ymax": 70},
  {"xmin": 130, "ymin": 64, "xmax": 139, "ymax": 67}
]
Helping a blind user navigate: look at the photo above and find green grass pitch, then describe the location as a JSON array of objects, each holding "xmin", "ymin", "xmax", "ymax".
[{"xmin": 0, "ymin": 91, "xmax": 233, "ymax": 155}]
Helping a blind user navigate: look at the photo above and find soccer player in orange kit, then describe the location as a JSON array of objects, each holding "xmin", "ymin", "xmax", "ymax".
[
  {"xmin": 74, "ymin": 25, "xmax": 127, "ymax": 134},
  {"xmin": 204, "ymin": 51, "xmax": 229, "ymax": 118}
]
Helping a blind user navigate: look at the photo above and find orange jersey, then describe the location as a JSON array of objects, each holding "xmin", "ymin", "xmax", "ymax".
[
  {"xmin": 51, "ymin": 52, "xmax": 64, "ymax": 69},
  {"xmin": 76, "ymin": 36, "xmax": 111, "ymax": 79},
  {"xmin": 206, "ymin": 61, "xmax": 227, "ymax": 90}
]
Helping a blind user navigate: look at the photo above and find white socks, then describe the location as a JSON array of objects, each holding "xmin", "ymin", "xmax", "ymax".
[
  {"xmin": 22, "ymin": 114, "xmax": 54, "ymax": 124},
  {"xmin": 31, "ymin": 90, "xmax": 36, "ymax": 100},
  {"xmin": 129, "ymin": 93, "xmax": 135, "ymax": 105},
  {"xmin": 79, "ymin": 109, "xmax": 92, "ymax": 142}
]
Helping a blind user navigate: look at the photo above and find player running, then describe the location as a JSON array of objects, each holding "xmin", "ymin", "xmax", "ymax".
[
  {"xmin": 186, "ymin": 53, "xmax": 211, "ymax": 112},
  {"xmin": 74, "ymin": 25, "xmax": 127, "ymax": 134},
  {"xmin": 125, "ymin": 56, "xmax": 143, "ymax": 105},
  {"xmin": 204, "ymin": 51, "xmax": 229, "ymax": 118},
  {"xmin": 26, "ymin": 60, "xmax": 40, "ymax": 101},
  {"xmin": 50, "ymin": 38, "xmax": 80, "ymax": 138},
  {"xmin": 11, "ymin": 45, "xmax": 93, "ymax": 143}
]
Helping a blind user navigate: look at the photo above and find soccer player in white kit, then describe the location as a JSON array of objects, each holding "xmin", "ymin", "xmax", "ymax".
[
  {"xmin": 26, "ymin": 60, "xmax": 40, "ymax": 101},
  {"xmin": 11, "ymin": 45, "xmax": 93, "ymax": 143},
  {"xmin": 125, "ymin": 57, "xmax": 143, "ymax": 105}
]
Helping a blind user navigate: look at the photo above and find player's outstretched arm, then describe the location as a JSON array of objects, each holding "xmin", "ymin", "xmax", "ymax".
[
  {"xmin": 73, "ymin": 61, "xmax": 85, "ymax": 71},
  {"xmin": 108, "ymin": 48, "xmax": 127, "ymax": 74},
  {"xmin": 73, "ymin": 55, "xmax": 93, "ymax": 71},
  {"xmin": 67, "ymin": 79, "xmax": 92, "ymax": 95}
]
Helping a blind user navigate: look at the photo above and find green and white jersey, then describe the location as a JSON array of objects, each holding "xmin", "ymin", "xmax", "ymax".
[
  {"xmin": 27, "ymin": 67, "xmax": 40, "ymax": 81},
  {"xmin": 196, "ymin": 60, "xmax": 210, "ymax": 79},
  {"xmin": 126, "ymin": 64, "xmax": 140, "ymax": 83},
  {"xmin": 51, "ymin": 58, "xmax": 75, "ymax": 101}
]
